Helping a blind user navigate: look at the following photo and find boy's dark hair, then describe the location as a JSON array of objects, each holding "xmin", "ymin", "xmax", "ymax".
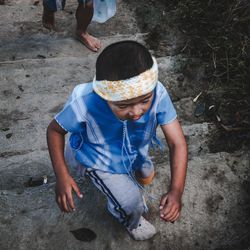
[{"xmin": 96, "ymin": 41, "xmax": 153, "ymax": 81}]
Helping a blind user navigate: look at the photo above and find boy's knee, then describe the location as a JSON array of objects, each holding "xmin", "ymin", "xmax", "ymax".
[
  {"xmin": 136, "ymin": 170, "xmax": 155, "ymax": 185},
  {"xmin": 121, "ymin": 191, "xmax": 144, "ymax": 214}
]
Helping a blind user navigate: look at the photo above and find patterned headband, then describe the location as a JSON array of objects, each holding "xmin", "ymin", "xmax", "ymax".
[{"xmin": 93, "ymin": 57, "xmax": 158, "ymax": 101}]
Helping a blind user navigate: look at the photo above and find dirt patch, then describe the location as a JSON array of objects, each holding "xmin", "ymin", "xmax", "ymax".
[
  {"xmin": 125, "ymin": 0, "xmax": 250, "ymax": 153},
  {"xmin": 70, "ymin": 227, "xmax": 97, "ymax": 242},
  {"xmin": 0, "ymin": 110, "xmax": 30, "ymax": 128},
  {"xmin": 208, "ymin": 129, "xmax": 250, "ymax": 153},
  {"xmin": 205, "ymin": 194, "xmax": 224, "ymax": 214},
  {"xmin": 0, "ymin": 162, "xmax": 54, "ymax": 191}
]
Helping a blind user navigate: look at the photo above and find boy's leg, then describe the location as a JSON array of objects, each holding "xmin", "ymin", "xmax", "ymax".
[
  {"xmin": 135, "ymin": 164, "xmax": 155, "ymax": 185},
  {"xmin": 42, "ymin": 0, "xmax": 66, "ymax": 30},
  {"xmin": 75, "ymin": 0, "xmax": 101, "ymax": 52},
  {"xmin": 85, "ymin": 169, "xmax": 144, "ymax": 230}
]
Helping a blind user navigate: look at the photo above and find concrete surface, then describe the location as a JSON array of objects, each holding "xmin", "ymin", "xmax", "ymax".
[{"xmin": 0, "ymin": 0, "xmax": 249, "ymax": 249}]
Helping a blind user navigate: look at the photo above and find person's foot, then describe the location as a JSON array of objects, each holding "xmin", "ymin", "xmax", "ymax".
[
  {"xmin": 42, "ymin": 4, "xmax": 55, "ymax": 30},
  {"xmin": 127, "ymin": 217, "xmax": 156, "ymax": 240},
  {"xmin": 75, "ymin": 32, "xmax": 101, "ymax": 52}
]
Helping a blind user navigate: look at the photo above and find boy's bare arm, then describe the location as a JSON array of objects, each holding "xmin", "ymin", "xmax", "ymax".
[
  {"xmin": 159, "ymin": 119, "xmax": 188, "ymax": 222},
  {"xmin": 47, "ymin": 119, "xmax": 83, "ymax": 212},
  {"xmin": 47, "ymin": 119, "xmax": 68, "ymax": 178}
]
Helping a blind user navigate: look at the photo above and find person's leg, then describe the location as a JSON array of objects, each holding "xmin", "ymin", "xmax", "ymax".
[
  {"xmin": 42, "ymin": 0, "xmax": 56, "ymax": 30},
  {"xmin": 42, "ymin": 0, "xmax": 66, "ymax": 30},
  {"xmin": 135, "ymin": 163, "xmax": 155, "ymax": 185},
  {"xmin": 75, "ymin": 0, "xmax": 101, "ymax": 52},
  {"xmin": 86, "ymin": 169, "xmax": 144, "ymax": 229},
  {"xmin": 86, "ymin": 169, "xmax": 157, "ymax": 240}
]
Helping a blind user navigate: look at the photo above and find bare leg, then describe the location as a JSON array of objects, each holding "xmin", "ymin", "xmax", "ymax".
[
  {"xmin": 75, "ymin": 2, "xmax": 101, "ymax": 52},
  {"xmin": 42, "ymin": 3, "xmax": 56, "ymax": 30}
]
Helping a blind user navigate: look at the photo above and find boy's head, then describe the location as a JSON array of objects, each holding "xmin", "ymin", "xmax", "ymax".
[
  {"xmin": 95, "ymin": 40, "xmax": 154, "ymax": 81},
  {"xmin": 93, "ymin": 41, "xmax": 158, "ymax": 121}
]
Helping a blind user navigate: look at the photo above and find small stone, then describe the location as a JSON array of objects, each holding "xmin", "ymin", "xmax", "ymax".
[
  {"xmin": 25, "ymin": 176, "xmax": 48, "ymax": 187},
  {"xmin": 25, "ymin": 74, "xmax": 30, "ymax": 78},
  {"xmin": 6, "ymin": 133, "xmax": 13, "ymax": 139},
  {"xmin": 16, "ymin": 189, "xmax": 24, "ymax": 195},
  {"xmin": 1, "ymin": 128, "xmax": 10, "ymax": 131},
  {"xmin": 37, "ymin": 54, "xmax": 46, "ymax": 59},
  {"xmin": 16, "ymin": 96, "xmax": 21, "ymax": 99},
  {"xmin": 177, "ymin": 74, "xmax": 184, "ymax": 82},
  {"xmin": 3, "ymin": 90, "xmax": 12, "ymax": 96},
  {"xmin": 18, "ymin": 85, "xmax": 24, "ymax": 92}
]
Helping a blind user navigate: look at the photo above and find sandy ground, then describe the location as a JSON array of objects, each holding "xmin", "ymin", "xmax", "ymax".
[{"xmin": 0, "ymin": 1, "xmax": 249, "ymax": 249}]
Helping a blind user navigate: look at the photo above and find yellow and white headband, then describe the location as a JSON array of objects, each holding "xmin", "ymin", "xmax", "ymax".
[{"xmin": 93, "ymin": 57, "xmax": 158, "ymax": 101}]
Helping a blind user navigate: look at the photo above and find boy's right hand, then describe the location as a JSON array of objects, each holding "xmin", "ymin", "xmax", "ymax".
[{"xmin": 55, "ymin": 174, "xmax": 83, "ymax": 213}]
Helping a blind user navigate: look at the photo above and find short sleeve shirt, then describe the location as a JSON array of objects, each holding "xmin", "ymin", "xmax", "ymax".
[{"xmin": 55, "ymin": 81, "xmax": 177, "ymax": 174}]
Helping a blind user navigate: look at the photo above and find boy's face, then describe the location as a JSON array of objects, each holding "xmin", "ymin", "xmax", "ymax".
[{"xmin": 107, "ymin": 91, "xmax": 154, "ymax": 121}]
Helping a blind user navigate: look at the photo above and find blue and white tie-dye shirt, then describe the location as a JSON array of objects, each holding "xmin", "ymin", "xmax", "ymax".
[{"xmin": 55, "ymin": 81, "xmax": 177, "ymax": 174}]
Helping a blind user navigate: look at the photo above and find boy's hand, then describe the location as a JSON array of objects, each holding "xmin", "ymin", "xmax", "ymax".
[
  {"xmin": 159, "ymin": 190, "xmax": 182, "ymax": 223},
  {"xmin": 55, "ymin": 174, "xmax": 83, "ymax": 213}
]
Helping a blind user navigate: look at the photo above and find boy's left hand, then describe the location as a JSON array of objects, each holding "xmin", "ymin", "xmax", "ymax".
[{"xmin": 159, "ymin": 190, "xmax": 182, "ymax": 223}]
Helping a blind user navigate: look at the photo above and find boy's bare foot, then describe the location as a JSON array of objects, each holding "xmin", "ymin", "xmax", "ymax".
[
  {"xmin": 75, "ymin": 32, "xmax": 101, "ymax": 52},
  {"xmin": 42, "ymin": 4, "xmax": 55, "ymax": 30}
]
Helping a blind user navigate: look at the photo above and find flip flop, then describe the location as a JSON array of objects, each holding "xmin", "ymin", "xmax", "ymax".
[{"xmin": 75, "ymin": 34, "xmax": 99, "ymax": 52}]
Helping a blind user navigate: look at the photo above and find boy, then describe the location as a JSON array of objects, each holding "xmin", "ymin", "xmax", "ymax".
[
  {"xmin": 47, "ymin": 41, "xmax": 188, "ymax": 240},
  {"xmin": 43, "ymin": 0, "xmax": 101, "ymax": 52}
]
